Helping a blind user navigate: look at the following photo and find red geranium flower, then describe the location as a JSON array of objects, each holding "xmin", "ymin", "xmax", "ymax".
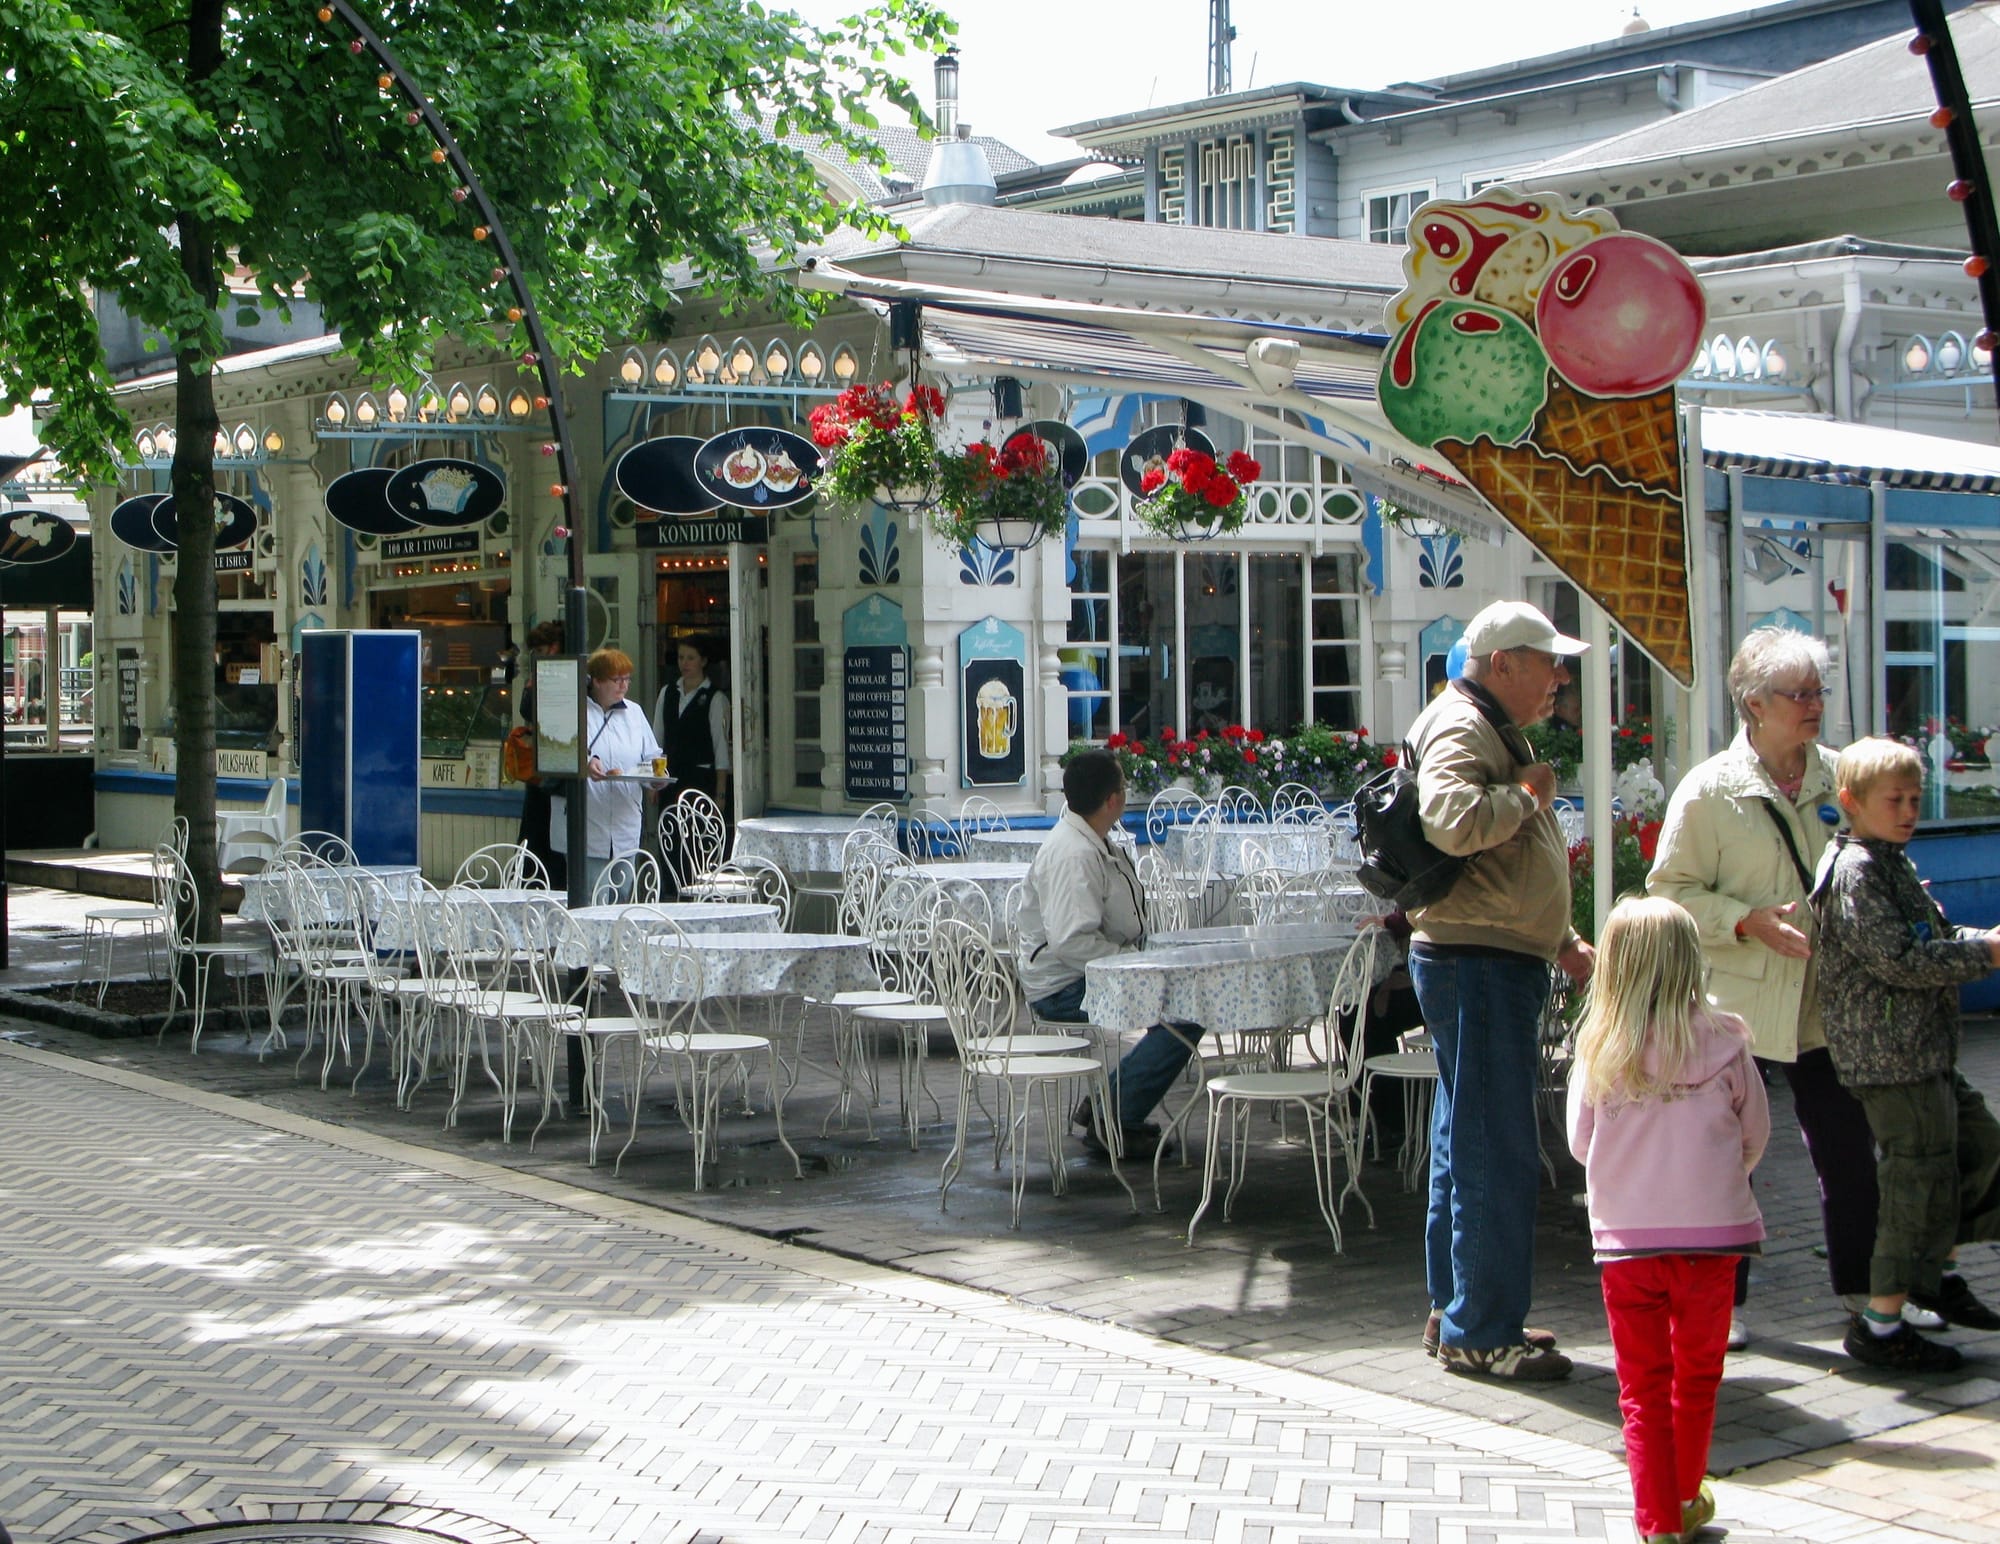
[
  {"xmin": 1139, "ymin": 467, "xmax": 1166, "ymax": 494},
  {"xmin": 1225, "ymin": 450, "xmax": 1261, "ymax": 483},
  {"xmin": 904, "ymin": 384, "xmax": 945, "ymax": 420},
  {"xmin": 1382, "ymin": 748, "xmax": 1399, "ymax": 767},
  {"xmin": 1247, "ymin": 729, "xmax": 1265, "ymax": 743},
  {"xmin": 1243, "ymin": 749, "xmax": 1258, "ymax": 765},
  {"xmin": 1202, "ymin": 473, "xmax": 1236, "ymax": 507}
]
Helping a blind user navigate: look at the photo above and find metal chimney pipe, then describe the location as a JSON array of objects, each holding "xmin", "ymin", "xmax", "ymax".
[{"xmin": 935, "ymin": 47, "xmax": 960, "ymax": 139}]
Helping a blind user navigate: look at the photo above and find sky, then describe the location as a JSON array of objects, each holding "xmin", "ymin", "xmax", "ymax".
[{"xmin": 790, "ymin": 0, "xmax": 1774, "ymax": 161}]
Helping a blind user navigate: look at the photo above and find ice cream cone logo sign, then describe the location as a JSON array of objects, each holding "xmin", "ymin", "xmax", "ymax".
[{"xmin": 1378, "ymin": 187, "xmax": 1707, "ymax": 686}]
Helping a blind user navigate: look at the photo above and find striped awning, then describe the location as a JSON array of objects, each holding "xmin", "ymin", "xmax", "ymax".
[{"xmin": 1701, "ymin": 407, "xmax": 2000, "ymax": 493}]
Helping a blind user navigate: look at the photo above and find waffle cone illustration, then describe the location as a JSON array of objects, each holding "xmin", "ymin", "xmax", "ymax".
[
  {"xmin": 1437, "ymin": 434, "xmax": 1693, "ymax": 685},
  {"xmin": 1531, "ymin": 376, "xmax": 1682, "ymax": 496}
]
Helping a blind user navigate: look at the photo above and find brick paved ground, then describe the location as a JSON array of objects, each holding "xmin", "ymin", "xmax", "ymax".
[
  {"xmin": 0, "ymin": 1040, "xmax": 1921, "ymax": 1544},
  {"xmin": 5, "ymin": 884, "xmax": 1999, "ymax": 1540}
]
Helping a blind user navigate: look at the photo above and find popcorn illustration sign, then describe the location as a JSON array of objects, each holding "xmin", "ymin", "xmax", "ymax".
[
  {"xmin": 384, "ymin": 457, "xmax": 505, "ymax": 530},
  {"xmin": 1378, "ymin": 187, "xmax": 1706, "ymax": 686}
]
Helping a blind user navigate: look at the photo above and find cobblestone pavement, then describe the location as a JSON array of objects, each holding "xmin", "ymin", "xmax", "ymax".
[
  {"xmin": 4, "ymin": 885, "xmax": 1998, "ymax": 1541},
  {"xmin": 0, "ymin": 1041, "xmax": 1922, "ymax": 1544}
]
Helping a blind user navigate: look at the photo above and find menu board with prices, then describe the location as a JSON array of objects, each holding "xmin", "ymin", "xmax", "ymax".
[{"xmin": 842, "ymin": 644, "xmax": 909, "ymax": 801}]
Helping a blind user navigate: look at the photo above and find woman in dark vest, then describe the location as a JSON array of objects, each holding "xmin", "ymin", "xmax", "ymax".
[
  {"xmin": 652, "ymin": 636, "xmax": 731, "ymax": 889},
  {"xmin": 514, "ymin": 619, "xmax": 567, "ymax": 890}
]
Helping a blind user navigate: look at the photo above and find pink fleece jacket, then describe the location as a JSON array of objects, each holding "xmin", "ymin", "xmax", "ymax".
[{"xmin": 1566, "ymin": 1006, "xmax": 1771, "ymax": 1256}]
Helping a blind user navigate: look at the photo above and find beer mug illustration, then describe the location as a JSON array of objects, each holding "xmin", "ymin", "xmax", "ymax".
[{"xmin": 975, "ymin": 677, "xmax": 1017, "ymax": 759}]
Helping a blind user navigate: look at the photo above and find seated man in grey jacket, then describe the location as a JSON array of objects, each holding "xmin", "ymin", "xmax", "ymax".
[{"xmin": 1015, "ymin": 748, "xmax": 1204, "ymax": 1159}]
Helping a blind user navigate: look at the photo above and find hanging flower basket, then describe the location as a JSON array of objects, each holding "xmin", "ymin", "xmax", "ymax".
[
  {"xmin": 927, "ymin": 435, "xmax": 1069, "ymax": 551},
  {"xmin": 807, "ymin": 382, "xmax": 945, "ymax": 511},
  {"xmin": 1133, "ymin": 447, "xmax": 1261, "ymax": 541}
]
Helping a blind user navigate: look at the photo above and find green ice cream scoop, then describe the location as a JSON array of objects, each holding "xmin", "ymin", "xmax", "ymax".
[{"xmin": 1379, "ymin": 299, "xmax": 1549, "ymax": 448}]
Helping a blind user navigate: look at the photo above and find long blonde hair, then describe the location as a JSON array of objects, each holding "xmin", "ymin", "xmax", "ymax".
[{"xmin": 1573, "ymin": 896, "xmax": 1707, "ymax": 1105}]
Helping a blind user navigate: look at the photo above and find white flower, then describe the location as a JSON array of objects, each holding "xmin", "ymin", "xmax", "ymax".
[{"xmin": 1613, "ymin": 759, "xmax": 1666, "ymax": 818}]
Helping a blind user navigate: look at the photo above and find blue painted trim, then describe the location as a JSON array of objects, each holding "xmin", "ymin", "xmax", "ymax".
[
  {"xmin": 423, "ymin": 788, "xmax": 524, "ymax": 816},
  {"xmin": 96, "ymin": 769, "xmax": 296, "ymax": 804},
  {"xmin": 92, "ymin": 766, "xmax": 520, "ymax": 818}
]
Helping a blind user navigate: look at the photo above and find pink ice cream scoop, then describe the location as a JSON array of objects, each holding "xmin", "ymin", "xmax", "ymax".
[{"xmin": 1534, "ymin": 232, "xmax": 1706, "ymax": 398}]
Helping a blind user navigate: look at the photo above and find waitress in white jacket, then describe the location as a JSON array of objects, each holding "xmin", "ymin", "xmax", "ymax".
[
  {"xmin": 1016, "ymin": 749, "xmax": 1203, "ymax": 1160},
  {"xmin": 551, "ymin": 647, "xmax": 663, "ymax": 902},
  {"xmin": 1647, "ymin": 626, "xmax": 1875, "ymax": 1348}
]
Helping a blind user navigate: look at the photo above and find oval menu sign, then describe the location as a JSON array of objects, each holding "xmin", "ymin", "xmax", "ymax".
[
  {"xmin": 150, "ymin": 491, "xmax": 258, "ymax": 551},
  {"xmin": 386, "ymin": 457, "xmax": 505, "ymax": 529},
  {"xmin": 614, "ymin": 435, "xmax": 716, "ymax": 516},
  {"xmin": 325, "ymin": 466, "xmax": 421, "ymax": 536},
  {"xmin": 109, "ymin": 492, "xmax": 175, "ymax": 552},
  {"xmin": 0, "ymin": 508, "xmax": 78, "ymax": 565},
  {"xmin": 693, "ymin": 427, "xmax": 820, "ymax": 511}
]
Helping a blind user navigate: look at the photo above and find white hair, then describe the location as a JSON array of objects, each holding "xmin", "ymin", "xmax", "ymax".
[{"xmin": 1727, "ymin": 626, "xmax": 1831, "ymax": 720}]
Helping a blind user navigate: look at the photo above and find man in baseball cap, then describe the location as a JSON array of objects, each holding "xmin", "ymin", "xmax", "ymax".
[{"xmin": 1406, "ymin": 599, "xmax": 1593, "ymax": 1381}]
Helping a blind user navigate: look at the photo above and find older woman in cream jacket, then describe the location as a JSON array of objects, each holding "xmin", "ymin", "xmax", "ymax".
[{"xmin": 1647, "ymin": 626, "xmax": 1875, "ymax": 1348}]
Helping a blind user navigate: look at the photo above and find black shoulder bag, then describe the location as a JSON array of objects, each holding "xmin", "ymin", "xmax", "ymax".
[{"xmin": 1354, "ymin": 687, "xmax": 1521, "ymax": 910}]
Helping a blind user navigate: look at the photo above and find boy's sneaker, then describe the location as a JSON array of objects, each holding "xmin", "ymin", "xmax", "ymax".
[
  {"xmin": 1422, "ymin": 1310, "xmax": 1558, "ymax": 1359},
  {"xmin": 1909, "ymin": 1274, "xmax": 2000, "ymax": 1331},
  {"xmin": 1437, "ymin": 1341, "xmax": 1573, "ymax": 1381},
  {"xmin": 1842, "ymin": 1315, "xmax": 1965, "ymax": 1372}
]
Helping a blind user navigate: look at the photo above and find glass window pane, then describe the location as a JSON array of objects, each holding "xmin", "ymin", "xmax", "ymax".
[
  {"xmin": 1184, "ymin": 551, "xmax": 1240, "ymax": 733},
  {"xmin": 1248, "ymin": 555, "xmax": 1303, "ymax": 734},
  {"xmin": 1117, "ymin": 551, "xmax": 1177, "ymax": 740}
]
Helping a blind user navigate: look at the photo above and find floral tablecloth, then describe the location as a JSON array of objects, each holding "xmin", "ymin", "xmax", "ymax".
[
  {"xmin": 639, "ymin": 930, "xmax": 878, "ymax": 1002},
  {"xmin": 916, "ymin": 860, "xmax": 1031, "ymax": 927},
  {"xmin": 236, "ymin": 864, "xmax": 422, "ymax": 926},
  {"xmin": 564, "ymin": 901, "xmax": 781, "ymax": 970},
  {"xmin": 1162, "ymin": 821, "xmax": 1357, "ymax": 877},
  {"xmin": 961, "ymin": 828, "xmax": 1050, "ymax": 862},
  {"xmin": 733, "ymin": 815, "xmax": 878, "ymax": 874},
  {"xmin": 1083, "ymin": 928, "xmax": 1358, "ymax": 1035}
]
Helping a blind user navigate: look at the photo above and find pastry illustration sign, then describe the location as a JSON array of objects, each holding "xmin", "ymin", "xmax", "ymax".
[{"xmin": 1378, "ymin": 187, "xmax": 1706, "ymax": 686}]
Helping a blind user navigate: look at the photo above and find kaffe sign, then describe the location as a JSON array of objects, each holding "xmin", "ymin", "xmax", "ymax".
[{"xmin": 841, "ymin": 596, "xmax": 909, "ymax": 802}]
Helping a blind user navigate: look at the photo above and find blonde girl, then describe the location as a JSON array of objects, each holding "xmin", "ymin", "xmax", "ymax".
[{"xmin": 1568, "ymin": 897, "xmax": 1770, "ymax": 1544}]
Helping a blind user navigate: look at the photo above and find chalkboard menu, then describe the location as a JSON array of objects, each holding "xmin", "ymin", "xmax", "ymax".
[
  {"xmin": 843, "ymin": 645, "xmax": 909, "ymax": 801},
  {"xmin": 116, "ymin": 647, "xmax": 142, "ymax": 751}
]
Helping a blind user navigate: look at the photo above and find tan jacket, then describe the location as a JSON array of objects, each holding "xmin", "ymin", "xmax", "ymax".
[
  {"xmin": 1646, "ymin": 730, "xmax": 1840, "ymax": 1062},
  {"xmin": 1407, "ymin": 679, "xmax": 1577, "ymax": 962}
]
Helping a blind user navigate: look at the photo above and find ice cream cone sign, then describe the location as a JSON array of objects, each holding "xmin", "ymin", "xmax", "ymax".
[{"xmin": 1378, "ymin": 187, "xmax": 1706, "ymax": 687}]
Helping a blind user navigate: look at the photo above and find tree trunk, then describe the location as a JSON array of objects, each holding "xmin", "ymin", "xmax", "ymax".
[{"xmin": 171, "ymin": 0, "xmax": 227, "ymax": 945}]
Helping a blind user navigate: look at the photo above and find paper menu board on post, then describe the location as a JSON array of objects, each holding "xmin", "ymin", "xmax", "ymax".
[{"xmin": 533, "ymin": 656, "xmax": 587, "ymax": 779}]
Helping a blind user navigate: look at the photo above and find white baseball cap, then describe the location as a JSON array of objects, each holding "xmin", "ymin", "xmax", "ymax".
[{"xmin": 1461, "ymin": 600, "xmax": 1589, "ymax": 658}]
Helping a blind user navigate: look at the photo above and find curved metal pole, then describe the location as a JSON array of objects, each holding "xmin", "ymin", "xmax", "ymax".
[
  {"xmin": 317, "ymin": 2, "xmax": 590, "ymax": 908},
  {"xmin": 1908, "ymin": 0, "xmax": 2000, "ymax": 418}
]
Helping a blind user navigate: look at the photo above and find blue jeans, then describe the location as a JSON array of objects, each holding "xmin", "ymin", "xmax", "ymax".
[
  {"xmin": 1032, "ymin": 977, "xmax": 1202, "ymax": 1129},
  {"xmin": 1409, "ymin": 944, "xmax": 1550, "ymax": 1352}
]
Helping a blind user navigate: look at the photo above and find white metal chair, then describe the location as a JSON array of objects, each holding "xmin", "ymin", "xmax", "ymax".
[
  {"xmin": 611, "ymin": 916, "xmax": 798, "ymax": 1187},
  {"xmin": 590, "ymin": 849, "xmax": 663, "ymax": 905},
  {"xmin": 810, "ymin": 848, "xmax": 918, "ymax": 1137},
  {"xmin": 442, "ymin": 890, "xmax": 571, "ymax": 1139},
  {"xmin": 156, "ymin": 847, "xmax": 267, "ymax": 1054},
  {"xmin": 1356, "ymin": 1019, "xmax": 1441, "ymax": 1197},
  {"xmin": 956, "ymin": 794, "xmax": 1011, "ymax": 841},
  {"xmin": 275, "ymin": 830, "xmax": 358, "ymax": 867},
  {"xmin": 1270, "ymin": 782, "xmax": 1322, "ymax": 824},
  {"xmin": 932, "ymin": 918, "xmax": 1136, "ymax": 1229},
  {"xmin": 453, "ymin": 840, "xmax": 545, "ymax": 890},
  {"xmin": 661, "ymin": 789, "xmax": 730, "ymax": 894},
  {"xmin": 1212, "ymin": 783, "xmax": 1265, "ymax": 825},
  {"xmin": 217, "ymin": 778, "xmax": 287, "ymax": 870},
  {"xmin": 849, "ymin": 868, "xmax": 954, "ymax": 1149},
  {"xmin": 1189, "ymin": 927, "xmax": 1386, "ymax": 1248},
  {"xmin": 71, "ymin": 835, "xmax": 174, "ymax": 1006}
]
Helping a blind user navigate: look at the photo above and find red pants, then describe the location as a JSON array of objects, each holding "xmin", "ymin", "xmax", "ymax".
[{"xmin": 1601, "ymin": 1254, "xmax": 1739, "ymax": 1537}]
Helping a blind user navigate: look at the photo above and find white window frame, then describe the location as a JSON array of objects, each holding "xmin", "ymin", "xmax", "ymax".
[
  {"xmin": 1462, "ymin": 168, "xmax": 1530, "ymax": 198},
  {"xmin": 1362, "ymin": 181, "xmax": 1435, "ymax": 244}
]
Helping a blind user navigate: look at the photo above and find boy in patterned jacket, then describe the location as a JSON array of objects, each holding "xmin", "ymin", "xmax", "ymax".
[{"xmin": 1815, "ymin": 737, "xmax": 2000, "ymax": 1371}]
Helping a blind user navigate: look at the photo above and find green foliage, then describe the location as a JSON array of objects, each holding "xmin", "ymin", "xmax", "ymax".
[
  {"xmin": 1063, "ymin": 722, "xmax": 1392, "ymax": 805},
  {"xmin": 927, "ymin": 436, "xmax": 1067, "ymax": 548},
  {"xmin": 1522, "ymin": 719, "xmax": 1582, "ymax": 785},
  {"xmin": 0, "ymin": 0, "xmax": 957, "ymax": 479}
]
